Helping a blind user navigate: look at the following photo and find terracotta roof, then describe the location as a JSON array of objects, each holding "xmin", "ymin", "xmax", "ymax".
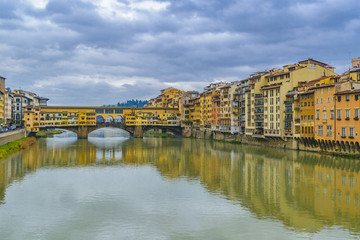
[
  {"xmin": 265, "ymin": 71, "xmax": 290, "ymax": 78},
  {"xmin": 261, "ymin": 83, "xmax": 282, "ymax": 90},
  {"xmin": 335, "ymin": 89, "xmax": 360, "ymax": 95},
  {"xmin": 298, "ymin": 90, "xmax": 315, "ymax": 95},
  {"xmin": 219, "ymin": 84, "xmax": 231, "ymax": 89},
  {"xmin": 309, "ymin": 83, "xmax": 335, "ymax": 89}
]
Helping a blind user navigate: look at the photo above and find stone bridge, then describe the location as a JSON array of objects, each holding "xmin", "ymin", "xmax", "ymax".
[{"xmin": 41, "ymin": 123, "xmax": 182, "ymax": 139}]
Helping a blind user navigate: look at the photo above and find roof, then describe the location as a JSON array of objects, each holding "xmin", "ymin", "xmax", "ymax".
[
  {"xmin": 298, "ymin": 58, "xmax": 329, "ymax": 67},
  {"xmin": 265, "ymin": 71, "xmax": 290, "ymax": 78},
  {"xmin": 298, "ymin": 90, "xmax": 315, "ymax": 95},
  {"xmin": 309, "ymin": 83, "xmax": 335, "ymax": 90},
  {"xmin": 335, "ymin": 89, "xmax": 360, "ymax": 95},
  {"xmin": 261, "ymin": 85, "xmax": 281, "ymax": 90},
  {"xmin": 219, "ymin": 84, "xmax": 231, "ymax": 89},
  {"xmin": 35, "ymin": 96, "xmax": 49, "ymax": 100}
]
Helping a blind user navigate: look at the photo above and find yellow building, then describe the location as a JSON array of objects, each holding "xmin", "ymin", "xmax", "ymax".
[{"xmin": 261, "ymin": 59, "xmax": 335, "ymax": 139}]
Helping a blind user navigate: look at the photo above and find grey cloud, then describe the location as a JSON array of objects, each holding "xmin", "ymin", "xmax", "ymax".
[{"xmin": 0, "ymin": 0, "xmax": 359, "ymax": 105}]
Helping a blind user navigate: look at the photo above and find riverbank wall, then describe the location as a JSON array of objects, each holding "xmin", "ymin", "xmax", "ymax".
[
  {"xmin": 183, "ymin": 127, "xmax": 360, "ymax": 155},
  {"xmin": 0, "ymin": 129, "xmax": 27, "ymax": 146}
]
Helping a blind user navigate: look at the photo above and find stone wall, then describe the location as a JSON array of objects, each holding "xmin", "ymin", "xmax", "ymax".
[
  {"xmin": 0, "ymin": 129, "xmax": 27, "ymax": 146},
  {"xmin": 182, "ymin": 126, "xmax": 360, "ymax": 155}
]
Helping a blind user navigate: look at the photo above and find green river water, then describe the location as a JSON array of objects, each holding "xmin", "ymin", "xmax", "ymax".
[{"xmin": 0, "ymin": 129, "xmax": 359, "ymax": 239}]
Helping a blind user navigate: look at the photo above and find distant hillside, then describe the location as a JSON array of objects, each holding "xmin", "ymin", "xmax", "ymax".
[{"xmin": 103, "ymin": 99, "xmax": 148, "ymax": 107}]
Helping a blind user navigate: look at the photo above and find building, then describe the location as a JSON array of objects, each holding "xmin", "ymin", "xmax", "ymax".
[
  {"xmin": 12, "ymin": 90, "xmax": 49, "ymax": 127},
  {"xmin": 352, "ymin": 57, "xmax": 360, "ymax": 69},
  {"xmin": 334, "ymin": 84, "xmax": 360, "ymax": 141},
  {"xmin": 261, "ymin": 59, "xmax": 335, "ymax": 139}
]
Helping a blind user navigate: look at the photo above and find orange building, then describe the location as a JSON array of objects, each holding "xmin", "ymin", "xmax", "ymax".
[{"xmin": 334, "ymin": 89, "xmax": 360, "ymax": 142}]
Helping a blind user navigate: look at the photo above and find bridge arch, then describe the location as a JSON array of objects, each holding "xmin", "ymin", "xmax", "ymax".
[
  {"xmin": 87, "ymin": 125, "xmax": 132, "ymax": 136},
  {"xmin": 105, "ymin": 116, "xmax": 114, "ymax": 123},
  {"xmin": 96, "ymin": 115, "xmax": 105, "ymax": 124},
  {"xmin": 115, "ymin": 115, "xmax": 123, "ymax": 123}
]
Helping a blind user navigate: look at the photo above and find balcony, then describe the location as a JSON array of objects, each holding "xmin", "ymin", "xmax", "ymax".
[
  {"xmin": 284, "ymin": 108, "xmax": 292, "ymax": 113},
  {"xmin": 255, "ymin": 118, "xmax": 264, "ymax": 122},
  {"xmin": 322, "ymin": 119, "xmax": 327, "ymax": 123},
  {"xmin": 254, "ymin": 94, "xmax": 263, "ymax": 99},
  {"xmin": 295, "ymin": 118, "xmax": 300, "ymax": 122},
  {"xmin": 255, "ymin": 101, "xmax": 264, "ymax": 106},
  {"xmin": 255, "ymin": 111, "xmax": 264, "ymax": 115},
  {"xmin": 294, "ymin": 106, "xmax": 300, "ymax": 110}
]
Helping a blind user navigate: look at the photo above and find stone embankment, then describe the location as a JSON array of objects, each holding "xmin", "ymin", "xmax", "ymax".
[
  {"xmin": 182, "ymin": 127, "xmax": 360, "ymax": 155},
  {"xmin": 0, "ymin": 129, "xmax": 27, "ymax": 146}
]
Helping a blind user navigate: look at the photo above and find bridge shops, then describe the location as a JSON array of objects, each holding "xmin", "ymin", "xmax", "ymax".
[{"xmin": 24, "ymin": 106, "xmax": 181, "ymax": 138}]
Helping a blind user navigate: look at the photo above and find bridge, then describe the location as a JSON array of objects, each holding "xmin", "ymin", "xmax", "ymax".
[{"xmin": 24, "ymin": 106, "xmax": 182, "ymax": 138}]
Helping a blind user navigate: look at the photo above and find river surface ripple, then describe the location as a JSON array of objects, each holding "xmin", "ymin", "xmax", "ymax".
[{"xmin": 0, "ymin": 130, "xmax": 359, "ymax": 240}]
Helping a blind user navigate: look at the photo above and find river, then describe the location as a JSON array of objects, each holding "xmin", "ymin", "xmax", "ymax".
[{"xmin": 0, "ymin": 129, "xmax": 359, "ymax": 239}]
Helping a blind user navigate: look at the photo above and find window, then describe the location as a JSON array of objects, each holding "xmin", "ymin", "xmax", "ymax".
[
  {"xmin": 346, "ymin": 109, "xmax": 350, "ymax": 118},
  {"xmin": 355, "ymin": 95, "xmax": 359, "ymax": 101},
  {"xmin": 320, "ymin": 98, "xmax": 323, "ymax": 103},
  {"xmin": 342, "ymin": 127, "xmax": 346, "ymax": 137},
  {"xmin": 327, "ymin": 125, "xmax": 332, "ymax": 136},
  {"xmin": 316, "ymin": 112, "xmax": 320, "ymax": 120},
  {"xmin": 318, "ymin": 125, "xmax": 323, "ymax": 136},
  {"xmin": 350, "ymin": 127, "xmax": 354, "ymax": 137},
  {"xmin": 337, "ymin": 109, "xmax": 341, "ymax": 119},
  {"xmin": 328, "ymin": 87, "xmax": 330, "ymax": 93},
  {"xmin": 321, "ymin": 88, "xmax": 323, "ymax": 94},
  {"xmin": 323, "ymin": 112, "xmax": 326, "ymax": 119},
  {"xmin": 355, "ymin": 109, "xmax": 359, "ymax": 118},
  {"xmin": 327, "ymin": 97, "xmax": 330, "ymax": 103},
  {"xmin": 346, "ymin": 95, "xmax": 350, "ymax": 101},
  {"xmin": 337, "ymin": 96, "xmax": 341, "ymax": 102},
  {"xmin": 330, "ymin": 112, "xmax": 334, "ymax": 119}
]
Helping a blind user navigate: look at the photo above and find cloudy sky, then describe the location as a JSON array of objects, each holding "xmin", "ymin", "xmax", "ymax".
[{"xmin": 0, "ymin": 0, "xmax": 359, "ymax": 106}]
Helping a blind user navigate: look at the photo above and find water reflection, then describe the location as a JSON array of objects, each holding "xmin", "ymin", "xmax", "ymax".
[{"xmin": 0, "ymin": 137, "xmax": 360, "ymax": 235}]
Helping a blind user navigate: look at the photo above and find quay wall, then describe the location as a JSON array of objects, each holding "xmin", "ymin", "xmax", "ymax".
[
  {"xmin": 0, "ymin": 129, "xmax": 27, "ymax": 146},
  {"xmin": 185, "ymin": 127, "xmax": 360, "ymax": 155}
]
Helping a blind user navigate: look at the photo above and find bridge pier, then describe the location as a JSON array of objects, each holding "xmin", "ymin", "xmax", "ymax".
[
  {"xmin": 133, "ymin": 125, "xmax": 143, "ymax": 138},
  {"xmin": 77, "ymin": 126, "xmax": 89, "ymax": 139}
]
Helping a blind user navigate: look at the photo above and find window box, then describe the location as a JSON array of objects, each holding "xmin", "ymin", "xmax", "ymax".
[
  {"xmin": 355, "ymin": 117, "xmax": 359, "ymax": 120},
  {"xmin": 346, "ymin": 99, "xmax": 350, "ymax": 101},
  {"xmin": 341, "ymin": 136, "xmax": 346, "ymax": 138},
  {"xmin": 349, "ymin": 136, "xmax": 354, "ymax": 139},
  {"xmin": 345, "ymin": 117, "xmax": 350, "ymax": 120},
  {"xmin": 337, "ymin": 118, "xmax": 341, "ymax": 120}
]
